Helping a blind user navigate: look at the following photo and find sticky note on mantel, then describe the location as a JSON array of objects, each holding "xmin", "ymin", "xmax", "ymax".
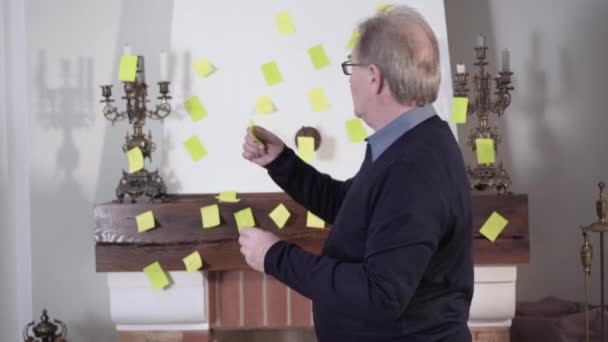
[
  {"xmin": 308, "ymin": 44, "xmax": 330, "ymax": 70},
  {"xmin": 347, "ymin": 29, "xmax": 360, "ymax": 50},
  {"xmin": 308, "ymin": 88, "xmax": 329, "ymax": 112},
  {"xmin": 297, "ymin": 136, "xmax": 315, "ymax": 162},
  {"xmin": 118, "ymin": 55, "xmax": 137, "ymax": 82},
  {"xmin": 216, "ymin": 191, "xmax": 240, "ymax": 203},
  {"xmin": 184, "ymin": 96, "xmax": 207, "ymax": 122},
  {"xmin": 234, "ymin": 207, "xmax": 255, "ymax": 232},
  {"xmin": 269, "ymin": 203, "xmax": 291, "ymax": 229},
  {"xmin": 346, "ymin": 118, "xmax": 367, "ymax": 143},
  {"xmin": 275, "ymin": 11, "xmax": 295, "ymax": 36},
  {"xmin": 127, "ymin": 147, "xmax": 144, "ymax": 174},
  {"xmin": 143, "ymin": 261, "xmax": 171, "ymax": 290},
  {"xmin": 255, "ymin": 96, "xmax": 275, "ymax": 114},
  {"xmin": 475, "ymin": 138, "xmax": 495, "ymax": 164},
  {"xmin": 193, "ymin": 57, "xmax": 215, "ymax": 78},
  {"xmin": 183, "ymin": 135, "xmax": 208, "ymax": 161},
  {"xmin": 136, "ymin": 210, "xmax": 155, "ymax": 232},
  {"xmin": 451, "ymin": 97, "xmax": 468, "ymax": 124},
  {"xmin": 183, "ymin": 251, "xmax": 203, "ymax": 273},
  {"xmin": 307, "ymin": 211, "xmax": 325, "ymax": 229},
  {"xmin": 479, "ymin": 211, "xmax": 509, "ymax": 242},
  {"xmin": 200, "ymin": 204, "xmax": 221, "ymax": 228},
  {"xmin": 261, "ymin": 61, "xmax": 283, "ymax": 86}
]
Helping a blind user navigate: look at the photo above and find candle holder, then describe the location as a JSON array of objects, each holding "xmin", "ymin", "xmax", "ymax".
[
  {"xmin": 580, "ymin": 182, "xmax": 608, "ymax": 342},
  {"xmin": 454, "ymin": 35, "xmax": 514, "ymax": 193},
  {"xmin": 100, "ymin": 56, "xmax": 171, "ymax": 202},
  {"xmin": 23, "ymin": 309, "xmax": 67, "ymax": 342}
]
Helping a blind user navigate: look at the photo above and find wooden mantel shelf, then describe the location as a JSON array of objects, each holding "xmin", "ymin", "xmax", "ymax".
[{"xmin": 94, "ymin": 193, "xmax": 529, "ymax": 272}]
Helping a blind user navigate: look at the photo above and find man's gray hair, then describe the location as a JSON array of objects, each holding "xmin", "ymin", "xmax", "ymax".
[{"xmin": 356, "ymin": 6, "xmax": 441, "ymax": 106}]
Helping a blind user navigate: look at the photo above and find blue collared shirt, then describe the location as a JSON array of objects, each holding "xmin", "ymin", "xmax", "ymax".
[{"xmin": 366, "ymin": 105, "xmax": 436, "ymax": 161}]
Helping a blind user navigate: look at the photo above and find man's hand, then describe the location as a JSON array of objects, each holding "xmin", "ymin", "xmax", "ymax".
[
  {"xmin": 242, "ymin": 126, "xmax": 285, "ymax": 167},
  {"xmin": 238, "ymin": 227, "xmax": 281, "ymax": 272}
]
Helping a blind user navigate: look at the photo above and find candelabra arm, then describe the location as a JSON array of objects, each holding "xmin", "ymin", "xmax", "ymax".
[
  {"xmin": 102, "ymin": 102, "xmax": 128, "ymax": 125},
  {"xmin": 492, "ymin": 92, "xmax": 511, "ymax": 117},
  {"xmin": 147, "ymin": 100, "xmax": 171, "ymax": 122}
]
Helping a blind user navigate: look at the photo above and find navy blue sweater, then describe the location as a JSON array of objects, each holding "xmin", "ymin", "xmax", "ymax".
[{"xmin": 264, "ymin": 115, "xmax": 474, "ymax": 341}]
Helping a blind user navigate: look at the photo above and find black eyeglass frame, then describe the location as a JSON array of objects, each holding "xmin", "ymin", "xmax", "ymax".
[{"xmin": 341, "ymin": 61, "xmax": 371, "ymax": 75}]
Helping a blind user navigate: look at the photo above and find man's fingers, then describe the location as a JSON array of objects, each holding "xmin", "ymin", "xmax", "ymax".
[
  {"xmin": 245, "ymin": 130, "xmax": 257, "ymax": 145},
  {"xmin": 243, "ymin": 142, "xmax": 259, "ymax": 155},
  {"xmin": 253, "ymin": 126, "xmax": 272, "ymax": 141},
  {"xmin": 240, "ymin": 228, "xmax": 254, "ymax": 238}
]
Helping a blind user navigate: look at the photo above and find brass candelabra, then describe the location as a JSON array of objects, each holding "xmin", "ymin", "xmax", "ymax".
[
  {"xmin": 23, "ymin": 309, "xmax": 67, "ymax": 342},
  {"xmin": 453, "ymin": 35, "xmax": 514, "ymax": 193},
  {"xmin": 100, "ymin": 56, "xmax": 171, "ymax": 202},
  {"xmin": 580, "ymin": 182, "xmax": 608, "ymax": 342}
]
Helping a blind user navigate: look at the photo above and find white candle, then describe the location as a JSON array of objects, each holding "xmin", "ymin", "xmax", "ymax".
[
  {"xmin": 123, "ymin": 44, "xmax": 132, "ymax": 56},
  {"xmin": 501, "ymin": 49, "xmax": 510, "ymax": 72},
  {"xmin": 456, "ymin": 64, "xmax": 465, "ymax": 74},
  {"xmin": 476, "ymin": 34, "xmax": 485, "ymax": 47},
  {"xmin": 160, "ymin": 50, "xmax": 168, "ymax": 81}
]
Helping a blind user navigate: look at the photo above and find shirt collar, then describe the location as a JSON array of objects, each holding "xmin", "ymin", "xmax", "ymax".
[{"xmin": 366, "ymin": 105, "xmax": 436, "ymax": 161}]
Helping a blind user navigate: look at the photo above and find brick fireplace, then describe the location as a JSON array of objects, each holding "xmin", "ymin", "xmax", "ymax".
[{"xmin": 97, "ymin": 193, "xmax": 528, "ymax": 341}]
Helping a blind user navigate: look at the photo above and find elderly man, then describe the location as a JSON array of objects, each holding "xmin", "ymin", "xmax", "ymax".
[{"xmin": 240, "ymin": 5, "xmax": 473, "ymax": 342}]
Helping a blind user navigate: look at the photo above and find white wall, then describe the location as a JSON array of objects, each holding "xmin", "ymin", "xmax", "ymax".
[
  {"xmin": 0, "ymin": 0, "xmax": 19, "ymax": 340},
  {"xmin": 24, "ymin": 0, "xmax": 172, "ymax": 340},
  {"xmin": 163, "ymin": 0, "xmax": 454, "ymax": 194},
  {"xmin": 3, "ymin": 0, "xmax": 34, "ymax": 339},
  {"xmin": 445, "ymin": 0, "xmax": 608, "ymax": 304}
]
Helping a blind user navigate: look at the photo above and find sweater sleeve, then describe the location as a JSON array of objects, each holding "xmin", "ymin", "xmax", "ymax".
[
  {"xmin": 264, "ymin": 161, "xmax": 445, "ymax": 321},
  {"xmin": 265, "ymin": 146, "xmax": 354, "ymax": 224}
]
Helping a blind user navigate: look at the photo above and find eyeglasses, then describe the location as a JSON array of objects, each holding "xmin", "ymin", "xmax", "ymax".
[{"xmin": 341, "ymin": 61, "xmax": 370, "ymax": 75}]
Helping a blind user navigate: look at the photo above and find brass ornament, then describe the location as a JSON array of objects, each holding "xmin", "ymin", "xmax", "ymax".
[
  {"xmin": 454, "ymin": 35, "xmax": 514, "ymax": 193},
  {"xmin": 99, "ymin": 56, "xmax": 171, "ymax": 203},
  {"xmin": 23, "ymin": 309, "xmax": 67, "ymax": 342}
]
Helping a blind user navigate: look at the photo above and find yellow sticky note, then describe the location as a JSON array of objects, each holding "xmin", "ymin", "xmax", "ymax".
[
  {"xmin": 200, "ymin": 204, "xmax": 220, "ymax": 228},
  {"xmin": 234, "ymin": 208, "xmax": 255, "ymax": 233},
  {"xmin": 136, "ymin": 210, "xmax": 155, "ymax": 232},
  {"xmin": 307, "ymin": 88, "xmax": 329, "ymax": 112},
  {"xmin": 451, "ymin": 97, "xmax": 468, "ymax": 124},
  {"xmin": 127, "ymin": 147, "xmax": 144, "ymax": 174},
  {"xmin": 275, "ymin": 11, "xmax": 295, "ymax": 36},
  {"xmin": 306, "ymin": 211, "xmax": 325, "ymax": 229},
  {"xmin": 297, "ymin": 136, "xmax": 315, "ymax": 162},
  {"xmin": 269, "ymin": 203, "xmax": 291, "ymax": 229},
  {"xmin": 255, "ymin": 96, "xmax": 274, "ymax": 114},
  {"xmin": 479, "ymin": 211, "xmax": 509, "ymax": 242},
  {"xmin": 476, "ymin": 138, "xmax": 495, "ymax": 164},
  {"xmin": 193, "ymin": 57, "xmax": 215, "ymax": 78},
  {"xmin": 261, "ymin": 61, "xmax": 283, "ymax": 86},
  {"xmin": 308, "ymin": 44, "xmax": 330, "ymax": 70},
  {"xmin": 216, "ymin": 191, "xmax": 240, "ymax": 203},
  {"xmin": 377, "ymin": 2, "xmax": 394, "ymax": 13},
  {"xmin": 184, "ymin": 96, "xmax": 208, "ymax": 122},
  {"xmin": 347, "ymin": 29, "xmax": 360, "ymax": 50},
  {"xmin": 183, "ymin": 251, "xmax": 203, "ymax": 273},
  {"xmin": 143, "ymin": 261, "xmax": 171, "ymax": 290},
  {"xmin": 346, "ymin": 118, "xmax": 367, "ymax": 143},
  {"xmin": 183, "ymin": 136, "xmax": 208, "ymax": 161},
  {"xmin": 118, "ymin": 55, "xmax": 138, "ymax": 82},
  {"xmin": 249, "ymin": 119, "xmax": 262, "ymax": 144}
]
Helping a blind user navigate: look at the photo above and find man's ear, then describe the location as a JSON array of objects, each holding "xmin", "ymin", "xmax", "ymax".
[{"xmin": 369, "ymin": 64, "xmax": 384, "ymax": 95}]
